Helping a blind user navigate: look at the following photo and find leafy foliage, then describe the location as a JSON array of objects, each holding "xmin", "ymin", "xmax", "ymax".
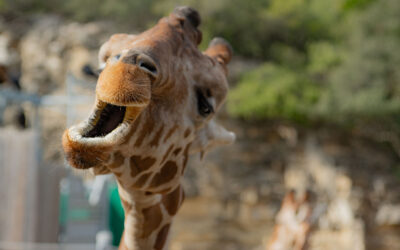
[
  {"xmin": 319, "ymin": 0, "xmax": 400, "ymax": 120},
  {"xmin": 228, "ymin": 64, "xmax": 320, "ymax": 122},
  {"xmin": 227, "ymin": 0, "xmax": 400, "ymax": 128}
]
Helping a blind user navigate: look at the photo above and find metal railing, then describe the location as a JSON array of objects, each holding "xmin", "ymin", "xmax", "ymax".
[{"xmin": 0, "ymin": 74, "xmax": 114, "ymax": 247}]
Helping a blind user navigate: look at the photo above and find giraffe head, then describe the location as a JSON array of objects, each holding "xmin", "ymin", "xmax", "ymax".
[{"xmin": 62, "ymin": 7, "xmax": 234, "ymax": 180}]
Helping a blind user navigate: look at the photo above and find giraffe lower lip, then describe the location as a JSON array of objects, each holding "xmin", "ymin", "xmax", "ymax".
[{"xmin": 83, "ymin": 103, "xmax": 126, "ymax": 138}]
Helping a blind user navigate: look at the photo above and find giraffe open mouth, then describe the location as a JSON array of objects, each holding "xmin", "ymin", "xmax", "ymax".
[
  {"xmin": 84, "ymin": 102, "xmax": 127, "ymax": 138},
  {"xmin": 67, "ymin": 99, "xmax": 141, "ymax": 146}
]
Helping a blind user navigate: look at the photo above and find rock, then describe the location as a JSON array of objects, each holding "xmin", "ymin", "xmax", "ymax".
[
  {"xmin": 309, "ymin": 219, "xmax": 365, "ymax": 250},
  {"xmin": 336, "ymin": 174, "xmax": 352, "ymax": 198},
  {"xmin": 240, "ymin": 187, "xmax": 259, "ymax": 205},
  {"xmin": 376, "ymin": 204, "xmax": 400, "ymax": 226},
  {"xmin": 19, "ymin": 15, "xmax": 111, "ymax": 94},
  {"xmin": 19, "ymin": 16, "xmax": 64, "ymax": 94},
  {"xmin": 277, "ymin": 125, "xmax": 298, "ymax": 147},
  {"xmin": 0, "ymin": 31, "xmax": 19, "ymax": 67},
  {"xmin": 67, "ymin": 46, "xmax": 97, "ymax": 81},
  {"xmin": 325, "ymin": 197, "xmax": 354, "ymax": 229},
  {"xmin": 284, "ymin": 166, "xmax": 310, "ymax": 193}
]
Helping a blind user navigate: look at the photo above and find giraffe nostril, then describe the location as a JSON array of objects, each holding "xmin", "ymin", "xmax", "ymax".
[{"xmin": 138, "ymin": 59, "xmax": 158, "ymax": 77}]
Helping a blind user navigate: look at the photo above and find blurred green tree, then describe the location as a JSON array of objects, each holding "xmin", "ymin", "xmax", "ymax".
[
  {"xmin": 317, "ymin": 0, "xmax": 400, "ymax": 122},
  {"xmin": 227, "ymin": 0, "xmax": 400, "ymax": 130},
  {"xmin": 228, "ymin": 63, "xmax": 320, "ymax": 122},
  {"xmin": 62, "ymin": 0, "xmax": 157, "ymax": 28}
]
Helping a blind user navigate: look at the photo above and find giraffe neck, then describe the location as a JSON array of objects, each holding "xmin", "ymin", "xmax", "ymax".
[
  {"xmin": 117, "ymin": 184, "xmax": 184, "ymax": 250},
  {"xmin": 107, "ymin": 108, "xmax": 191, "ymax": 250}
]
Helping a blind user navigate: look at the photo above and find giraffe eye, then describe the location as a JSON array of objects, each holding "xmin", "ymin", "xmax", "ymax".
[{"xmin": 196, "ymin": 88, "xmax": 214, "ymax": 117}]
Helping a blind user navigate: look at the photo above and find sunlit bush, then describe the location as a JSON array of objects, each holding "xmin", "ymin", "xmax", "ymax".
[
  {"xmin": 317, "ymin": 0, "xmax": 400, "ymax": 121},
  {"xmin": 227, "ymin": 0, "xmax": 400, "ymax": 129},
  {"xmin": 228, "ymin": 64, "xmax": 320, "ymax": 122}
]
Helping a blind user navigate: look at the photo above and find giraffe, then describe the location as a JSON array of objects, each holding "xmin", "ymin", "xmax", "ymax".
[
  {"xmin": 267, "ymin": 190, "xmax": 313, "ymax": 250},
  {"xmin": 62, "ymin": 6, "xmax": 235, "ymax": 250}
]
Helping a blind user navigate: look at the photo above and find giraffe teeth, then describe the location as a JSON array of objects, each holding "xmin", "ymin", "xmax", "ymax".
[
  {"xmin": 123, "ymin": 106, "xmax": 142, "ymax": 123},
  {"xmin": 86, "ymin": 99, "xmax": 107, "ymax": 128}
]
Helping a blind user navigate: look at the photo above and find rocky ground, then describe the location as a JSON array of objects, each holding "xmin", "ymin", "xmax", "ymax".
[{"xmin": 174, "ymin": 120, "xmax": 400, "ymax": 250}]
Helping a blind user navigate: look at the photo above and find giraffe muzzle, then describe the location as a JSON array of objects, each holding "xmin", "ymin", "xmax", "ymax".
[{"xmin": 63, "ymin": 58, "xmax": 152, "ymax": 169}]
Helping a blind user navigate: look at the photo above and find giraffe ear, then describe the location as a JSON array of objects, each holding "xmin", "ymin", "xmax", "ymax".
[
  {"xmin": 172, "ymin": 6, "xmax": 202, "ymax": 45},
  {"xmin": 205, "ymin": 37, "xmax": 233, "ymax": 66},
  {"xmin": 190, "ymin": 119, "xmax": 236, "ymax": 156},
  {"xmin": 173, "ymin": 6, "xmax": 201, "ymax": 28}
]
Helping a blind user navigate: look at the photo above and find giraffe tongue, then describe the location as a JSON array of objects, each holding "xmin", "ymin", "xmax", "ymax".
[{"xmin": 84, "ymin": 104, "xmax": 126, "ymax": 138}]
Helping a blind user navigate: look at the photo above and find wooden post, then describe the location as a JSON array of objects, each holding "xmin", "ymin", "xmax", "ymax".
[
  {"xmin": 0, "ymin": 128, "xmax": 64, "ymax": 243},
  {"xmin": 0, "ymin": 128, "xmax": 38, "ymax": 242}
]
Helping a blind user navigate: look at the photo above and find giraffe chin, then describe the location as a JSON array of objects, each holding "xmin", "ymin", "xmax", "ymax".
[
  {"xmin": 62, "ymin": 99, "xmax": 143, "ymax": 169},
  {"xmin": 62, "ymin": 131, "xmax": 111, "ymax": 169}
]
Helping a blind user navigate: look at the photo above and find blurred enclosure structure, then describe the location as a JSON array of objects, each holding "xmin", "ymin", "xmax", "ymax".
[{"xmin": 0, "ymin": 0, "xmax": 400, "ymax": 249}]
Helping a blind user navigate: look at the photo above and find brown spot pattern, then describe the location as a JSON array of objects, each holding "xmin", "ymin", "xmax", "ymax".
[
  {"xmin": 149, "ymin": 125, "xmax": 164, "ymax": 147},
  {"xmin": 161, "ymin": 144, "xmax": 174, "ymax": 164},
  {"xmin": 104, "ymin": 154, "xmax": 111, "ymax": 162},
  {"xmin": 121, "ymin": 117, "xmax": 141, "ymax": 145},
  {"xmin": 149, "ymin": 161, "xmax": 178, "ymax": 188},
  {"xmin": 154, "ymin": 224, "xmax": 171, "ymax": 250},
  {"xmin": 141, "ymin": 204, "xmax": 162, "ymax": 238},
  {"xmin": 163, "ymin": 125, "xmax": 178, "ymax": 142},
  {"xmin": 184, "ymin": 128, "xmax": 191, "ymax": 138},
  {"xmin": 134, "ymin": 116, "xmax": 155, "ymax": 147},
  {"xmin": 131, "ymin": 172, "xmax": 152, "ymax": 189},
  {"xmin": 109, "ymin": 151, "xmax": 125, "ymax": 169},
  {"xmin": 162, "ymin": 185, "xmax": 181, "ymax": 216},
  {"xmin": 158, "ymin": 187, "xmax": 172, "ymax": 194},
  {"xmin": 181, "ymin": 143, "xmax": 191, "ymax": 174},
  {"xmin": 94, "ymin": 165, "xmax": 110, "ymax": 175},
  {"xmin": 130, "ymin": 155, "xmax": 156, "ymax": 177},
  {"xmin": 173, "ymin": 147, "xmax": 182, "ymax": 156}
]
